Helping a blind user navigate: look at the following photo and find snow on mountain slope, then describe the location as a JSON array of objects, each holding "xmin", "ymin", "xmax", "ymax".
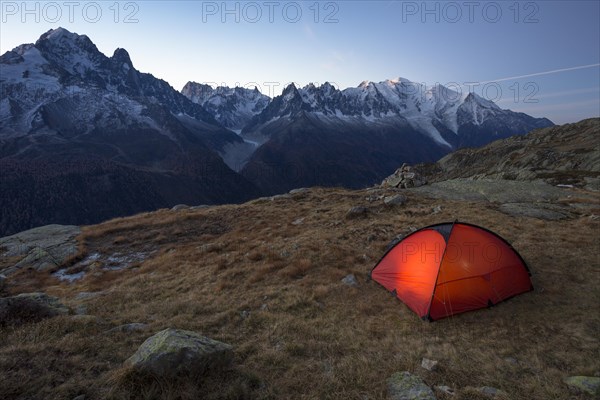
[
  {"xmin": 181, "ymin": 82, "xmax": 270, "ymax": 130},
  {"xmin": 242, "ymin": 78, "xmax": 553, "ymax": 149}
]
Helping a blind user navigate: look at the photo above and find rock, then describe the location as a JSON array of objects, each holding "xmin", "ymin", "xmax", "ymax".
[
  {"xmin": 292, "ymin": 218, "xmax": 305, "ymax": 225},
  {"xmin": 563, "ymin": 376, "xmax": 600, "ymax": 395},
  {"xmin": 72, "ymin": 395, "xmax": 86, "ymax": 400},
  {"xmin": 171, "ymin": 204, "xmax": 190, "ymax": 211},
  {"xmin": 341, "ymin": 274, "xmax": 359, "ymax": 287},
  {"xmin": 0, "ymin": 225, "xmax": 81, "ymax": 275},
  {"xmin": 125, "ymin": 328, "xmax": 233, "ymax": 378},
  {"xmin": 503, "ymin": 357, "xmax": 518, "ymax": 365},
  {"xmin": 0, "ymin": 293, "xmax": 69, "ymax": 325},
  {"xmin": 384, "ymin": 194, "xmax": 408, "ymax": 206},
  {"xmin": 499, "ymin": 203, "xmax": 569, "ymax": 220},
  {"xmin": 411, "ymin": 179, "xmax": 595, "ymax": 204},
  {"xmin": 431, "ymin": 205, "xmax": 442, "ymax": 214},
  {"xmin": 382, "ymin": 164, "xmax": 427, "ymax": 189},
  {"xmin": 346, "ymin": 206, "xmax": 369, "ymax": 219},
  {"xmin": 240, "ymin": 310, "xmax": 250, "ymax": 319},
  {"xmin": 75, "ymin": 291, "xmax": 103, "ymax": 301},
  {"xmin": 476, "ymin": 386, "xmax": 507, "ymax": 398},
  {"xmin": 108, "ymin": 323, "xmax": 148, "ymax": 333},
  {"xmin": 75, "ymin": 305, "xmax": 88, "ymax": 315},
  {"xmin": 420, "ymin": 358, "xmax": 438, "ymax": 372},
  {"xmin": 289, "ymin": 188, "xmax": 309, "ymax": 195},
  {"xmin": 434, "ymin": 385, "xmax": 454, "ymax": 396},
  {"xmin": 190, "ymin": 205, "xmax": 211, "ymax": 210},
  {"xmin": 387, "ymin": 371, "xmax": 436, "ymax": 400}
]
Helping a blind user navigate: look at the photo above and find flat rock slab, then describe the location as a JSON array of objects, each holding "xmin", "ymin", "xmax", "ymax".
[
  {"xmin": 410, "ymin": 179, "xmax": 577, "ymax": 204},
  {"xmin": 0, "ymin": 224, "xmax": 80, "ymax": 275},
  {"xmin": 125, "ymin": 328, "xmax": 233, "ymax": 378},
  {"xmin": 499, "ymin": 203, "xmax": 570, "ymax": 220},
  {"xmin": 387, "ymin": 371, "xmax": 436, "ymax": 400}
]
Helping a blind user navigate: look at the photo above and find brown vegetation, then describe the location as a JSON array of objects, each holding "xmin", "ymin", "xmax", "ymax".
[{"xmin": 0, "ymin": 187, "xmax": 598, "ymax": 399}]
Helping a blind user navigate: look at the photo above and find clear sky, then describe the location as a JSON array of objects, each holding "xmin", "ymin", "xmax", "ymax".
[{"xmin": 1, "ymin": 1, "xmax": 599, "ymax": 124}]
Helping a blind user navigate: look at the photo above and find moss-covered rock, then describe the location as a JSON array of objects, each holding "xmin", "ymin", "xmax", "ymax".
[
  {"xmin": 125, "ymin": 328, "xmax": 233, "ymax": 378},
  {"xmin": 387, "ymin": 371, "xmax": 436, "ymax": 400}
]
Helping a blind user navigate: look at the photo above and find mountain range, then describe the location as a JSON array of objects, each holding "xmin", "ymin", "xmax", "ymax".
[{"xmin": 0, "ymin": 27, "xmax": 553, "ymax": 235}]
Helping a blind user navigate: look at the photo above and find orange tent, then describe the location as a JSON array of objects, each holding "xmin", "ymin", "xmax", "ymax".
[{"xmin": 370, "ymin": 222, "xmax": 533, "ymax": 321}]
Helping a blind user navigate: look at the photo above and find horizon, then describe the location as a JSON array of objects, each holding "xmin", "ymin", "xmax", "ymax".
[{"xmin": 1, "ymin": 1, "xmax": 599, "ymax": 124}]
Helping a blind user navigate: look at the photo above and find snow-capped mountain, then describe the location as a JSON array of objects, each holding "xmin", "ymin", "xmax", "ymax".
[
  {"xmin": 0, "ymin": 28, "xmax": 258, "ymax": 236},
  {"xmin": 242, "ymin": 79, "xmax": 553, "ymax": 148},
  {"xmin": 182, "ymin": 82, "xmax": 270, "ymax": 131},
  {"xmin": 0, "ymin": 27, "xmax": 556, "ymax": 232},
  {"xmin": 238, "ymin": 80, "xmax": 553, "ymax": 193}
]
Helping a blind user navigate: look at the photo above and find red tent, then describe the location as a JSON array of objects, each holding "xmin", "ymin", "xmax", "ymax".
[{"xmin": 370, "ymin": 222, "xmax": 533, "ymax": 321}]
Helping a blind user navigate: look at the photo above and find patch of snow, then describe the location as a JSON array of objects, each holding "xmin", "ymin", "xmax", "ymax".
[{"xmin": 53, "ymin": 269, "xmax": 86, "ymax": 283}]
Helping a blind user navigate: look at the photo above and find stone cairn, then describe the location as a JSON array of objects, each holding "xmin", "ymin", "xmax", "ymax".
[{"xmin": 382, "ymin": 163, "xmax": 427, "ymax": 188}]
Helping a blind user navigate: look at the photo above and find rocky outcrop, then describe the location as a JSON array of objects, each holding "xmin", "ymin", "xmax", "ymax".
[
  {"xmin": 125, "ymin": 328, "xmax": 234, "ymax": 378},
  {"xmin": 419, "ymin": 118, "xmax": 599, "ymax": 188},
  {"xmin": 0, "ymin": 225, "xmax": 81, "ymax": 276},
  {"xmin": 0, "ymin": 292, "xmax": 69, "ymax": 325}
]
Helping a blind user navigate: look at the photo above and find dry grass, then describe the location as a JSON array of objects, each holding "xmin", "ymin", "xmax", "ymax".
[{"xmin": 1, "ymin": 187, "xmax": 598, "ymax": 399}]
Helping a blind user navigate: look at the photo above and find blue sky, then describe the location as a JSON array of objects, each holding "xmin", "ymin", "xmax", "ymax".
[{"xmin": 1, "ymin": 1, "xmax": 599, "ymax": 123}]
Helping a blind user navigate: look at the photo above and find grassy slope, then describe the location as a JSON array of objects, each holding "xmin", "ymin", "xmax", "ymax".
[{"xmin": 0, "ymin": 186, "xmax": 599, "ymax": 399}]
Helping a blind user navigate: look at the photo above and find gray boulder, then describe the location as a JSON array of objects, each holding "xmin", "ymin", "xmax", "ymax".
[
  {"xmin": 476, "ymin": 386, "xmax": 507, "ymax": 398},
  {"xmin": 0, "ymin": 292, "xmax": 69, "ymax": 325},
  {"xmin": 563, "ymin": 376, "xmax": 600, "ymax": 395},
  {"xmin": 125, "ymin": 328, "xmax": 233, "ymax": 378},
  {"xmin": 387, "ymin": 371, "xmax": 436, "ymax": 400},
  {"xmin": 0, "ymin": 225, "xmax": 80, "ymax": 276},
  {"xmin": 384, "ymin": 194, "xmax": 408, "ymax": 206},
  {"xmin": 346, "ymin": 206, "xmax": 369, "ymax": 219}
]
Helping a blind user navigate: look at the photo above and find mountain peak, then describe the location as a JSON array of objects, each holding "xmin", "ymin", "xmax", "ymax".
[
  {"xmin": 39, "ymin": 27, "xmax": 77, "ymax": 41},
  {"xmin": 112, "ymin": 48, "xmax": 133, "ymax": 68}
]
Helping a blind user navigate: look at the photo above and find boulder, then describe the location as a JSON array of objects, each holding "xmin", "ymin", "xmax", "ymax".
[
  {"xmin": 387, "ymin": 371, "xmax": 436, "ymax": 400},
  {"xmin": 0, "ymin": 225, "xmax": 80, "ymax": 276},
  {"xmin": 0, "ymin": 292, "xmax": 69, "ymax": 325},
  {"xmin": 346, "ymin": 206, "xmax": 369, "ymax": 219},
  {"xmin": 563, "ymin": 376, "xmax": 600, "ymax": 395},
  {"xmin": 384, "ymin": 194, "xmax": 408, "ymax": 206},
  {"xmin": 125, "ymin": 328, "xmax": 233, "ymax": 378}
]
